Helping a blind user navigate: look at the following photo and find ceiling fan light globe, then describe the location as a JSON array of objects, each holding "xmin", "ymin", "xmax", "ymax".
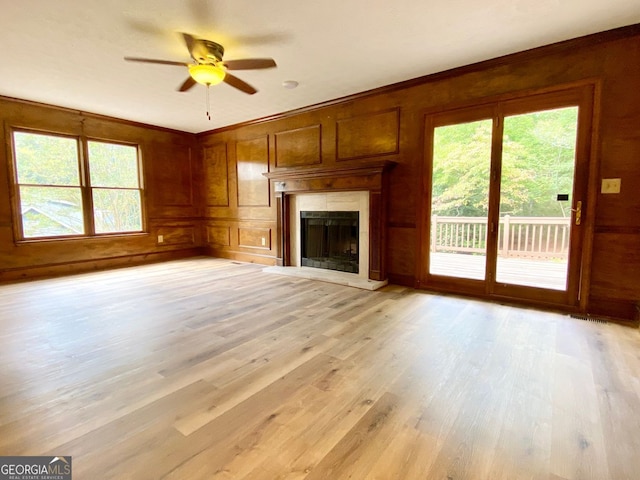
[{"xmin": 188, "ymin": 64, "xmax": 226, "ymax": 86}]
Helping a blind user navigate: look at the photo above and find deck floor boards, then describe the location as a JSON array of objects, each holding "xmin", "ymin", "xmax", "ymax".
[{"xmin": 431, "ymin": 251, "xmax": 568, "ymax": 289}]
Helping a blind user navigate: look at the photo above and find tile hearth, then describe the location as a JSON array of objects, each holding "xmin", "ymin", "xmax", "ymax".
[{"xmin": 263, "ymin": 265, "xmax": 388, "ymax": 291}]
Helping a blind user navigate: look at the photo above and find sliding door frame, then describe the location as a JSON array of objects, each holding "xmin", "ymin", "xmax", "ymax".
[{"xmin": 417, "ymin": 82, "xmax": 598, "ymax": 310}]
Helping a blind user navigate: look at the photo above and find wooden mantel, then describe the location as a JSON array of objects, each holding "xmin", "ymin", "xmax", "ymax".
[
  {"xmin": 263, "ymin": 160, "xmax": 396, "ymax": 281},
  {"xmin": 264, "ymin": 160, "xmax": 396, "ymax": 190}
]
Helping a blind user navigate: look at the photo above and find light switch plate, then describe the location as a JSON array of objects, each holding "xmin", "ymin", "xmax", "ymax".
[{"xmin": 601, "ymin": 178, "xmax": 621, "ymax": 194}]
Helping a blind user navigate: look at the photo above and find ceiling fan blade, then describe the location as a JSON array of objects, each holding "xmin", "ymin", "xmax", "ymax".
[
  {"xmin": 223, "ymin": 73, "xmax": 258, "ymax": 95},
  {"xmin": 223, "ymin": 58, "xmax": 277, "ymax": 70},
  {"xmin": 124, "ymin": 57, "xmax": 189, "ymax": 67},
  {"xmin": 182, "ymin": 33, "xmax": 196, "ymax": 56},
  {"xmin": 177, "ymin": 76, "xmax": 197, "ymax": 92}
]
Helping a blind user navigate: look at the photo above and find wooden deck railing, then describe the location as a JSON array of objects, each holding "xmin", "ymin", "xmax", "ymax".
[{"xmin": 431, "ymin": 215, "xmax": 571, "ymax": 260}]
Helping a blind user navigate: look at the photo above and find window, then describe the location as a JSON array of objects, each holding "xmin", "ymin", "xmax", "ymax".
[
  {"xmin": 87, "ymin": 141, "xmax": 143, "ymax": 234},
  {"xmin": 12, "ymin": 130, "xmax": 143, "ymax": 239}
]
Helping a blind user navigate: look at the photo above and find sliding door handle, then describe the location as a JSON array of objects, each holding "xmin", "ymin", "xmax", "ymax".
[{"xmin": 572, "ymin": 200, "xmax": 582, "ymax": 226}]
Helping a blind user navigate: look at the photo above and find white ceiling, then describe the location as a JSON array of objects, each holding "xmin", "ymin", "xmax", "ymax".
[{"xmin": 1, "ymin": 1, "xmax": 638, "ymax": 134}]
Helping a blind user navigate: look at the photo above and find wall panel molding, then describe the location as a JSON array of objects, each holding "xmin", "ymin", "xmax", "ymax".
[
  {"xmin": 151, "ymin": 144, "xmax": 194, "ymax": 207},
  {"xmin": 203, "ymin": 143, "xmax": 229, "ymax": 207},
  {"xmin": 336, "ymin": 108, "xmax": 399, "ymax": 161},
  {"xmin": 238, "ymin": 227, "xmax": 271, "ymax": 250},
  {"xmin": 156, "ymin": 225, "xmax": 196, "ymax": 246},
  {"xmin": 206, "ymin": 226, "xmax": 231, "ymax": 247},
  {"xmin": 275, "ymin": 125, "xmax": 322, "ymax": 168},
  {"xmin": 236, "ymin": 136, "xmax": 270, "ymax": 207}
]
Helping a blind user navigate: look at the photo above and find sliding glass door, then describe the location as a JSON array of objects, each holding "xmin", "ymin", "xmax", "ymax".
[{"xmin": 422, "ymin": 86, "xmax": 593, "ymax": 307}]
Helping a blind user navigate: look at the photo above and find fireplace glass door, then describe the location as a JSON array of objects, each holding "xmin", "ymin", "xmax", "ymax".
[{"xmin": 301, "ymin": 211, "xmax": 359, "ymax": 273}]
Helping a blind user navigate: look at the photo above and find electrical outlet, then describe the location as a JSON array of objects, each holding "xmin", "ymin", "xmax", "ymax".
[
  {"xmin": 158, "ymin": 234, "xmax": 164, "ymax": 243},
  {"xmin": 601, "ymin": 178, "xmax": 621, "ymax": 194},
  {"xmin": 261, "ymin": 237, "xmax": 266, "ymax": 246}
]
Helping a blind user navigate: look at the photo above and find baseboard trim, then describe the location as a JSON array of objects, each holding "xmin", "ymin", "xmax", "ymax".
[
  {"xmin": 203, "ymin": 247, "xmax": 277, "ymax": 266},
  {"xmin": 388, "ymin": 273, "xmax": 416, "ymax": 287},
  {"xmin": 0, "ymin": 248, "xmax": 203, "ymax": 283}
]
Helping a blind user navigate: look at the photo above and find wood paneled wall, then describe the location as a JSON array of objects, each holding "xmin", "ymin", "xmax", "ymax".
[
  {"xmin": 198, "ymin": 25, "xmax": 640, "ymax": 321},
  {"xmin": 200, "ymin": 131, "xmax": 276, "ymax": 264},
  {"xmin": 0, "ymin": 98, "xmax": 200, "ymax": 281},
  {"xmin": 1, "ymin": 26, "xmax": 638, "ymax": 320}
]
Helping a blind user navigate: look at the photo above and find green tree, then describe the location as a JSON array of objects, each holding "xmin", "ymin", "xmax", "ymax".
[
  {"xmin": 432, "ymin": 119, "xmax": 491, "ymax": 216},
  {"xmin": 501, "ymin": 107, "xmax": 577, "ymax": 216},
  {"xmin": 431, "ymin": 106, "xmax": 578, "ymax": 218}
]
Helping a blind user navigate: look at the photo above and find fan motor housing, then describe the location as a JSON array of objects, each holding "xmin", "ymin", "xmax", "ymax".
[{"xmin": 193, "ymin": 40, "xmax": 225, "ymax": 63}]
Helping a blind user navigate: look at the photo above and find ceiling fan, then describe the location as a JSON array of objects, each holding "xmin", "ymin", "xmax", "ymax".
[{"xmin": 124, "ymin": 33, "xmax": 277, "ymax": 95}]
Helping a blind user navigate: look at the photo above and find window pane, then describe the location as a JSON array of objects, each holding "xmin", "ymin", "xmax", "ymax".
[
  {"xmin": 19, "ymin": 186, "xmax": 84, "ymax": 238},
  {"xmin": 14, "ymin": 132, "xmax": 80, "ymax": 185},
  {"xmin": 429, "ymin": 119, "xmax": 492, "ymax": 280},
  {"xmin": 88, "ymin": 141, "xmax": 139, "ymax": 188},
  {"xmin": 93, "ymin": 189, "xmax": 142, "ymax": 234}
]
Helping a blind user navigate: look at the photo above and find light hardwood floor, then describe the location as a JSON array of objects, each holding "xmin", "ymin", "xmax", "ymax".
[{"xmin": 0, "ymin": 258, "xmax": 639, "ymax": 479}]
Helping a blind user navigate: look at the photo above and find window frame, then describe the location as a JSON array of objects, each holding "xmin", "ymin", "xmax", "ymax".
[{"xmin": 8, "ymin": 127, "xmax": 146, "ymax": 242}]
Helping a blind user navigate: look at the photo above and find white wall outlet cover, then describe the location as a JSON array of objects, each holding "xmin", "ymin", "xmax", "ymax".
[{"xmin": 158, "ymin": 234, "xmax": 164, "ymax": 243}]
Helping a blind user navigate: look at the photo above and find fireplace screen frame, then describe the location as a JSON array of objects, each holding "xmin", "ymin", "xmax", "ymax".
[{"xmin": 300, "ymin": 211, "xmax": 359, "ymax": 274}]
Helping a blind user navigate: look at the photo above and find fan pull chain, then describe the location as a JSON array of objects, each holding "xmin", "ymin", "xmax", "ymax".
[{"xmin": 204, "ymin": 85, "xmax": 211, "ymax": 120}]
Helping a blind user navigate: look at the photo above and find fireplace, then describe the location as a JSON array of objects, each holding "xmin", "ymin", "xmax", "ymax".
[
  {"xmin": 264, "ymin": 160, "xmax": 395, "ymax": 286},
  {"xmin": 301, "ymin": 211, "xmax": 359, "ymax": 273}
]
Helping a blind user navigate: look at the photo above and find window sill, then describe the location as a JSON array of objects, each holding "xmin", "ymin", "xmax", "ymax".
[{"xmin": 15, "ymin": 232, "xmax": 150, "ymax": 245}]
